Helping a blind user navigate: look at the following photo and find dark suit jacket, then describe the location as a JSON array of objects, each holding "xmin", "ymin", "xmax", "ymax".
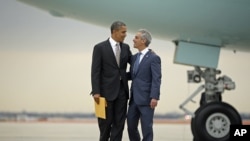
[
  {"xmin": 130, "ymin": 49, "xmax": 161, "ymax": 105},
  {"xmin": 91, "ymin": 39, "xmax": 132, "ymax": 101}
]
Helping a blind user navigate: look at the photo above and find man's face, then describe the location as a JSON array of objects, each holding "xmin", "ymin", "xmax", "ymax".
[
  {"xmin": 133, "ymin": 32, "xmax": 145, "ymax": 49},
  {"xmin": 113, "ymin": 26, "xmax": 127, "ymax": 42}
]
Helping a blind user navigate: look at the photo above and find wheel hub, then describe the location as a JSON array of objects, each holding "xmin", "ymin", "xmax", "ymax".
[{"xmin": 206, "ymin": 113, "xmax": 230, "ymax": 138}]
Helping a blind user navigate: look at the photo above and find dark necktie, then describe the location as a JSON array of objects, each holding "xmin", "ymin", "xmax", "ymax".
[{"xmin": 133, "ymin": 52, "xmax": 141, "ymax": 75}]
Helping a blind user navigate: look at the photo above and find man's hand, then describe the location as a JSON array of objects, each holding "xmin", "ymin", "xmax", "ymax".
[
  {"xmin": 93, "ymin": 94, "xmax": 101, "ymax": 104},
  {"xmin": 150, "ymin": 99, "xmax": 158, "ymax": 109}
]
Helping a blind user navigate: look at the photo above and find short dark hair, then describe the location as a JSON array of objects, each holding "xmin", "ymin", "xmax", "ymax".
[{"xmin": 110, "ymin": 21, "xmax": 126, "ymax": 33}]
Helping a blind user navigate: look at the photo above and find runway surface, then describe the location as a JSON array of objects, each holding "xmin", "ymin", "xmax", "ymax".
[{"xmin": 0, "ymin": 120, "xmax": 193, "ymax": 141}]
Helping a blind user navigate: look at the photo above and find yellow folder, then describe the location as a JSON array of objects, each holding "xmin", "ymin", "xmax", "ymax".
[{"xmin": 94, "ymin": 97, "xmax": 106, "ymax": 119}]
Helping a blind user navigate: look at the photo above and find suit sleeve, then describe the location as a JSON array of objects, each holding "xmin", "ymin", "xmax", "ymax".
[
  {"xmin": 91, "ymin": 45, "xmax": 102, "ymax": 94},
  {"xmin": 150, "ymin": 55, "xmax": 161, "ymax": 100},
  {"xmin": 126, "ymin": 47, "xmax": 133, "ymax": 80}
]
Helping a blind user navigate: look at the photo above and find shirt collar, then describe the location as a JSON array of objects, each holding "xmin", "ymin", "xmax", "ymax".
[
  {"xmin": 109, "ymin": 37, "xmax": 119, "ymax": 47},
  {"xmin": 140, "ymin": 47, "xmax": 149, "ymax": 55}
]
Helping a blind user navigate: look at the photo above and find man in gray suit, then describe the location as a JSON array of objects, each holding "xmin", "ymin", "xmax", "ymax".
[
  {"xmin": 127, "ymin": 29, "xmax": 162, "ymax": 141},
  {"xmin": 91, "ymin": 21, "xmax": 132, "ymax": 141}
]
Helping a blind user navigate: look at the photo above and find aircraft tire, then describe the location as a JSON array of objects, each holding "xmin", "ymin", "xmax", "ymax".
[{"xmin": 191, "ymin": 102, "xmax": 241, "ymax": 141}]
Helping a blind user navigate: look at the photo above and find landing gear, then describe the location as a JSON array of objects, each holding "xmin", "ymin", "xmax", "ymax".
[{"xmin": 179, "ymin": 66, "xmax": 242, "ymax": 141}]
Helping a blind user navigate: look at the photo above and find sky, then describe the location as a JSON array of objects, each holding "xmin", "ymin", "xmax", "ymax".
[{"xmin": 0, "ymin": 0, "xmax": 250, "ymax": 114}]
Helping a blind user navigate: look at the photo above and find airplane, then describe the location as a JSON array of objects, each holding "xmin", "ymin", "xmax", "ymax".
[{"xmin": 17, "ymin": 0, "xmax": 250, "ymax": 141}]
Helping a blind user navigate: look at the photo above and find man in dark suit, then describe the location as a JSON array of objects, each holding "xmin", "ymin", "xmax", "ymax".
[
  {"xmin": 127, "ymin": 29, "xmax": 161, "ymax": 141},
  {"xmin": 91, "ymin": 21, "xmax": 132, "ymax": 141}
]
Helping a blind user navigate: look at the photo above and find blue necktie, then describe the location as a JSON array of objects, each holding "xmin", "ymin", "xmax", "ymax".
[{"xmin": 133, "ymin": 52, "xmax": 141, "ymax": 75}]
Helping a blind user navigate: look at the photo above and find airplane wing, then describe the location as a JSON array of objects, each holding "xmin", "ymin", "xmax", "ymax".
[{"xmin": 18, "ymin": 0, "xmax": 250, "ymax": 68}]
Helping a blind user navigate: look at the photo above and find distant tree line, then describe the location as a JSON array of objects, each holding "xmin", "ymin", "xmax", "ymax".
[{"xmin": 0, "ymin": 111, "xmax": 249, "ymax": 121}]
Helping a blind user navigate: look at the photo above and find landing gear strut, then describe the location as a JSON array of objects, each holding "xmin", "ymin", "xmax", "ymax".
[{"xmin": 179, "ymin": 66, "xmax": 242, "ymax": 141}]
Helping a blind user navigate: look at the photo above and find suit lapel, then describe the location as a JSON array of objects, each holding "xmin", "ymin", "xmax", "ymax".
[
  {"xmin": 118, "ymin": 43, "xmax": 126, "ymax": 67},
  {"xmin": 119, "ymin": 43, "xmax": 124, "ymax": 60},
  {"xmin": 133, "ymin": 50, "xmax": 152, "ymax": 76},
  {"xmin": 138, "ymin": 50, "xmax": 151, "ymax": 70}
]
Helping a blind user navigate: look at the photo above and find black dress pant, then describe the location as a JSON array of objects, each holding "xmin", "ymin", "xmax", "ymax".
[{"xmin": 98, "ymin": 82, "xmax": 127, "ymax": 141}]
